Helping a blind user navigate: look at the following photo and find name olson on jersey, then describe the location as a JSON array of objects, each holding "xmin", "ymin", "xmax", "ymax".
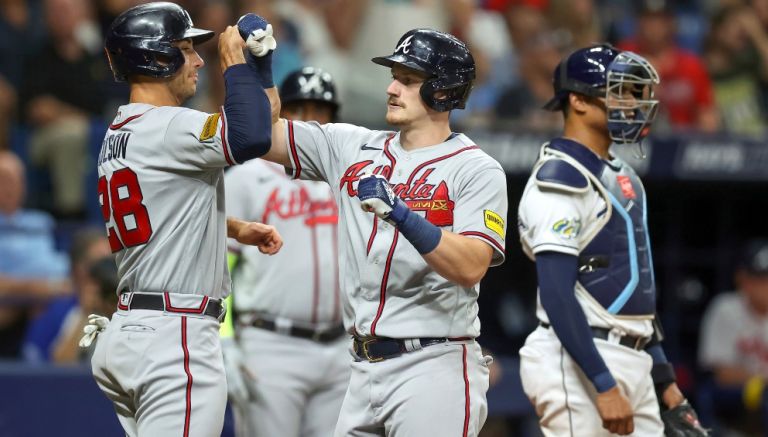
[
  {"xmin": 340, "ymin": 161, "xmax": 455, "ymax": 226},
  {"xmin": 97, "ymin": 132, "xmax": 131, "ymax": 165}
]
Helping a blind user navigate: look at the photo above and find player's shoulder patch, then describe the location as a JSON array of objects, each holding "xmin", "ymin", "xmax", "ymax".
[
  {"xmin": 484, "ymin": 209, "xmax": 505, "ymax": 239},
  {"xmin": 199, "ymin": 113, "xmax": 221, "ymax": 141},
  {"xmin": 534, "ymin": 159, "xmax": 589, "ymax": 193}
]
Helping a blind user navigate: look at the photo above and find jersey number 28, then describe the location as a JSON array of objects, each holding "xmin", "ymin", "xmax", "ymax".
[{"xmin": 98, "ymin": 168, "xmax": 153, "ymax": 253}]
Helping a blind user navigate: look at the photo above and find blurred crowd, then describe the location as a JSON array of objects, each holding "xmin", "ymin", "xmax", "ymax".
[
  {"xmin": 4, "ymin": 0, "xmax": 768, "ymax": 217},
  {"xmin": 2, "ymin": 0, "xmax": 768, "ymax": 435}
]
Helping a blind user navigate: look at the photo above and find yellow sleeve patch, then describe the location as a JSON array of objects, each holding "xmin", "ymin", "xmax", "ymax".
[
  {"xmin": 484, "ymin": 210, "xmax": 505, "ymax": 238},
  {"xmin": 199, "ymin": 113, "xmax": 221, "ymax": 141}
]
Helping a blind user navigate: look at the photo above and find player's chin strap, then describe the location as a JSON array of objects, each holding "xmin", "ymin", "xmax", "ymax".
[
  {"xmin": 78, "ymin": 314, "xmax": 110, "ymax": 348},
  {"xmin": 632, "ymin": 140, "xmax": 647, "ymax": 160}
]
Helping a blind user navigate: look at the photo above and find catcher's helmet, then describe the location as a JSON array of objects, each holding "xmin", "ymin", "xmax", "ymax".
[
  {"xmin": 544, "ymin": 44, "xmax": 660, "ymax": 144},
  {"xmin": 105, "ymin": 2, "xmax": 214, "ymax": 82},
  {"xmin": 279, "ymin": 67, "xmax": 340, "ymax": 117},
  {"xmin": 372, "ymin": 28, "xmax": 475, "ymax": 112}
]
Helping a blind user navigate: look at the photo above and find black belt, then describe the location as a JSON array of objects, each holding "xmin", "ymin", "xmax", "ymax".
[
  {"xmin": 539, "ymin": 321, "xmax": 650, "ymax": 351},
  {"xmin": 352, "ymin": 335, "xmax": 472, "ymax": 363},
  {"xmin": 120, "ymin": 292, "xmax": 224, "ymax": 320},
  {"xmin": 247, "ymin": 316, "xmax": 347, "ymax": 343}
]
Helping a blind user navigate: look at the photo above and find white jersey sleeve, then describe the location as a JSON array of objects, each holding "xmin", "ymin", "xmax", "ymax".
[
  {"xmin": 157, "ymin": 107, "xmax": 236, "ymax": 170},
  {"xmin": 518, "ymin": 182, "xmax": 596, "ymax": 257},
  {"xmin": 699, "ymin": 293, "xmax": 742, "ymax": 369},
  {"xmin": 452, "ymin": 162, "xmax": 508, "ymax": 266},
  {"xmin": 99, "ymin": 104, "xmax": 234, "ymax": 299},
  {"xmin": 223, "ymin": 163, "xmax": 267, "ymax": 254},
  {"xmin": 283, "ymin": 120, "xmax": 374, "ymax": 183}
]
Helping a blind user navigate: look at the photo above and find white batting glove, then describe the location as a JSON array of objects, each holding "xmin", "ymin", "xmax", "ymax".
[
  {"xmin": 246, "ymin": 25, "xmax": 277, "ymax": 57},
  {"xmin": 222, "ymin": 337, "xmax": 258, "ymax": 406},
  {"xmin": 78, "ymin": 314, "xmax": 110, "ymax": 348},
  {"xmin": 357, "ymin": 174, "xmax": 409, "ymax": 226},
  {"xmin": 237, "ymin": 14, "xmax": 277, "ymax": 58}
]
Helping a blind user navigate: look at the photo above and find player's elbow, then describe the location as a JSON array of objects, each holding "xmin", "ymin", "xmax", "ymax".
[
  {"xmin": 228, "ymin": 125, "xmax": 272, "ymax": 162},
  {"xmin": 454, "ymin": 266, "xmax": 488, "ymax": 288}
]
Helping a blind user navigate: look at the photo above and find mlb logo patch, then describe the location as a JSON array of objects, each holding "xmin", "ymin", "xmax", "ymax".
[{"xmin": 616, "ymin": 176, "xmax": 636, "ymax": 199}]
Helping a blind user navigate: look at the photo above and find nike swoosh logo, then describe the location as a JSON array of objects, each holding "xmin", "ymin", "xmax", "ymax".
[{"xmin": 361, "ymin": 144, "xmax": 382, "ymax": 151}]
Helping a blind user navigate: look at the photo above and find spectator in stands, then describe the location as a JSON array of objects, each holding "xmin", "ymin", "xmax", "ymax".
[
  {"xmin": 238, "ymin": 0, "xmax": 304, "ymax": 93},
  {"xmin": 272, "ymin": 0, "xmax": 351, "ymax": 97},
  {"xmin": 548, "ymin": 0, "xmax": 601, "ymax": 49},
  {"xmin": 451, "ymin": 1, "xmax": 518, "ymax": 129},
  {"xmin": 0, "ymin": 0, "xmax": 47, "ymax": 150},
  {"xmin": 494, "ymin": 26, "xmax": 564, "ymax": 132},
  {"xmin": 320, "ymin": 0, "xmax": 473, "ymax": 126},
  {"xmin": 0, "ymin": 75, "xmax": 15, "ymax": 151},
  {"xmin": 22, "ymin": 229, "xmax": 113, "ymax": 364},
  {"xmin": 185, "ymin": 0, "xmax": 234, "ymax": 113},
  {"xmin": 699, "ymin": 238, "xmax": 768, "ymax": 436},
  {"xmin": 618, "ymin": 0, "xmax": 720, "ymax": 134},
  {"xmin": 19, "ymin": 0, "xmax": 112, "ymax": 219},
  {"xmin": 0, "ymin": 150, "xmax": 70, "ymax": 358},
  {"xmin": 704, "ymin": 5, "xmax": 768, "ymax": 137}
]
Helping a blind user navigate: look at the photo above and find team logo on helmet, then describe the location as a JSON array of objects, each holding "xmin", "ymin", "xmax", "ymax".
[
  {"xmin": 395, "ymin": 35, "xmax": 414, "ymax": 54},
  {"xmin": 299, "ymin": 73, "xmax": 326, "ymax": 97}
]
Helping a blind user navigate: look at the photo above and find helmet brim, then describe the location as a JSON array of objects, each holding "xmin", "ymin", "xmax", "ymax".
[
  {"xmin": 183, "ymin": 27, "xmax": 215, "ymax": 45},
  {"xmin": 371, "ymin": 54, "xmax": 431, "ymax": 76}
]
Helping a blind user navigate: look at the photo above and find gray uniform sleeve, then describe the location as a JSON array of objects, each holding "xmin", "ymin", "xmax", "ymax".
[
  {"xmin": 161, "ymin": 108, "xmax": 234, "ymax": 171},
  {"xmin": 284, "ymin": 120, "xmax": 371, "ymax": 184},
  {"xmin": 699, "ymin": 294, "xmax": 741, "ymax": 369},
  {"xmin": 224, "ymin": 166, "xmax": 249, "ymax": 254},
  {"xmin": 452, "ymin": 162, "xmax": 508, "ymax": 266}
]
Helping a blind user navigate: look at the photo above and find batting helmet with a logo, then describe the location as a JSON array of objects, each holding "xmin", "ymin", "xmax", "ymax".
[
  {"xmin": 544, "ymin": 44, "xmax": 660, "ymax": 144},
  {"xmin": 105, "ymin": 2, "xmax": 214, "ymax": 82},
  {"xmin": 371, "ymin": 28, "xmax": 475, "ymax": 112},
  {"xmin": 279, "ymin": 67, "xmax": 340, "ymax": 118}
]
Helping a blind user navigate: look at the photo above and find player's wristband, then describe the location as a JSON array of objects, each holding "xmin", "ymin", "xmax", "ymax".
[
  {"xmin": 593, "ymin": 370, "xmax": 617, "ymax": 393},
  {"xmin": 246, "ymin": 51, "xmax": 274, "ymax": 88},
  {"xmin": 389, "ymin": 202, "xmax": 442, "ymax": 254},
  {"xmin": 651, "ymin": 362, "xmax": 676, "ymax": 386},
  {"xmin": 743, "ymin": 376, "xmax": 765, "ymax": 411}
]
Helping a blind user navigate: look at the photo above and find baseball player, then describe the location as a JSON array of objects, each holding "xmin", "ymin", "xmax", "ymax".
[
  {"xmin": 83, "ymin": 4, "xmax": 282, "ymax": 436},
  {"xmin": 221, "ymin": 67, "xmax": 348, "ymax": 437},
  {"xmin": 517, "ymin": 44, "xmax": 707, "ymax": 436},
  {"xmin": 239, "ymin": 19, "xmax": 508, "ymax": 436}
]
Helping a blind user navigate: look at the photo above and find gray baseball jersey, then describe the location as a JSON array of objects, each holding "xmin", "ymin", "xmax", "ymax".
[
  {"xmin": 92, "ymin": 102, "xmax": 238, "ymax": 437},
  {"xmin": 283, "ymin": 120, "xmax": 507, "ymax": 338},
  {"xmin": 97, "ymin": 103, "xmax": 234, "ymax": 298},
  {"xmin": 225, "ymin": 159, "xmax": 341, "ymax": 324},
  {"xmin": 700, "ymin": 292, "xmax": 768, "ymax": 377}
]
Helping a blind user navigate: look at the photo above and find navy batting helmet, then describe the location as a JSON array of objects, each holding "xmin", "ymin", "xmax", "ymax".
[
  {"xmin": 279, "ymin": 67, "xmax": 340, "ymax": 116},
  {"xmin": 105, "ymin": 2, "xmax": 214, "ymax": 82},
  {"xmin": 372, "ymin": 28, "xmax": 475, "ymax": 112},
  {"xmin": 544, "ymin": 44, "xmax": 660, "ymax": 144}
]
